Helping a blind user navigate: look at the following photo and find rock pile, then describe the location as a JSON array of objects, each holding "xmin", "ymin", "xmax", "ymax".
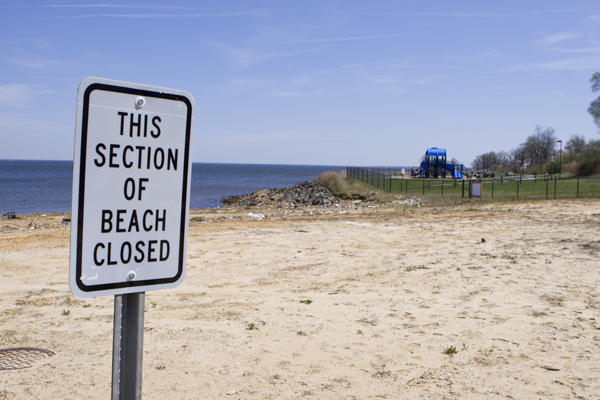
[{"xmin": 224, "ymin": 181, "xmax": 340, "ymax": 208}]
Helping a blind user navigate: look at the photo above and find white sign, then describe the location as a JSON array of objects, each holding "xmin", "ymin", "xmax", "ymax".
[
  {"xmin": 70, "ymin": 77, "xmax": 194, "ymax": 298},
  {"xmin": 470, "ymin": 181, "xmax": 481, "ymax": 198}
]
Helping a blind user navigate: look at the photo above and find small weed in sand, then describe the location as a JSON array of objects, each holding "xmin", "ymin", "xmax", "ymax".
[
  {"xmin": 61, "ymin": 309, "xmax": 70, "ymax": 316},
  {"xmin": 371, "ymin": 362, "xmax": 392, "ymax": 378},
  {"xmin": 151, "ymin": 301, "xmax": 158, "ymax": 308},
  {"xmin": 246, "ymin": 323, "xmax": 258, "ymax": 330},
  {"xmin": 82, "ymin": 303, "xmax": 91, "ymax": 308},
  {"xmin": 357, "ymin": 330, "xmax": 363, "ymax": 335},
  {"xmin": 444, "ymin": 346, "xmax": 458, "ymax": 355},
  {"xmin": 156, "ymin": 365, "xmax": 165, "ymax": 370},
  {"xmin": 299, "ymin": 299, "xmax": 313, "ymax": 305},
  {"xmin": 541, "ymin": 294, "xmax": 564, "ymax": 307},
  {"xmin": 462, "ymin": 343, "xmax": 468, "ymax": 350},
  {"xmin": 260, "ymin": 321, "xmax": 266, "ymax": 326}
]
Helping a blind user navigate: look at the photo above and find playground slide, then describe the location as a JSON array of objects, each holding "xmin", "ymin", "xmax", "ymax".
[
  {"xmin": 410, "ymin": 162, "xmax": 427, "ymax": 177},
  {"xmin": 454, "ymin": 171, "xmax": 463, "ymax": 179}
]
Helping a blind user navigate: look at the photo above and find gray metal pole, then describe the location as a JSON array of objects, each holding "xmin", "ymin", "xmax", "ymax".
[
  {"xmin": 112, "ymin": 292, "xmax": 145, "ymax": 400},
  {"xmin": 554, "ymin": 176, "xmax": 557, "ymax": 199}
]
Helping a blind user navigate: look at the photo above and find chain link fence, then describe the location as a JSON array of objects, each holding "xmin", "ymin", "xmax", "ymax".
[{"xmin": 346, "ymin": 167, "xmax": 600, "ymax": 201}]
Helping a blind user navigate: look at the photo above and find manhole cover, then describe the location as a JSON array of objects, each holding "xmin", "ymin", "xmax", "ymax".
[{"xmin": 0, "ymin": 348, "xmax": 55, "ymax": 371}]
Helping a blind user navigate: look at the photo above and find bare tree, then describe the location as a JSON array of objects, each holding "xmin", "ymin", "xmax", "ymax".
[
  {"xmin": 565, "ymin": 134, "xmax": 586, "ymax": 154},
  {"xmin": 588, "ymin": 72, "xmax": 600, "ymax": 131},
  {"xmin": 522, "ymin": 126, "xmax": 557, "ymax": 171},
  {"xmin": 471, "ymin": 154, "xmax": 483, "ymax": 170},
  {"xmin": 496, "ymin": 150, "xmax": 511, "ymax": 170},
  {"xmin": 471, "ymin": 152, "xmax": 499, "ymax": 170},
  {"xmin": 511, "ymin": 145, "xmax": 526, "ymax": 165}
]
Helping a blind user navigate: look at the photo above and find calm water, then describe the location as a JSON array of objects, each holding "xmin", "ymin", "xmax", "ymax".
[{"xmin": 0, "ymin": 160, "xmax": 346, "ymax": 214}]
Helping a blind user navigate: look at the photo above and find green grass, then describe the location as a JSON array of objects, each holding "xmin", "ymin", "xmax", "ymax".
[
  {"xmin": 246, "ymin": 322, "xmax": 258, "ymax": 330},
  {"xmin": 444, "ymin": 346, "xmax": 458, "ymax": 355},
  {"xmin": 349, "ymin": 174, "xmax": 600, "ymax": 202}
]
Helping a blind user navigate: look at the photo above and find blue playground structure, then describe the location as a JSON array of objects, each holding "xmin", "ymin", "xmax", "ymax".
[{"xmin": 411, "ymin": 147, "xmax": 464, "ymax": 179}]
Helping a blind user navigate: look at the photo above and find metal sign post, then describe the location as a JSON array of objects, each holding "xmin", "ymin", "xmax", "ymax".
[
  {"xmin": 69, "ymin": 77, "xmax": 195, "ymax": 398},
  {"xmin": 112, "ymin": 293, "xmax": 145, "ymax": 400}
]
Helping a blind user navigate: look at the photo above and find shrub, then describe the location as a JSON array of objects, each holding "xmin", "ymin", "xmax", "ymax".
[{"xmin": 317, "ymin": 171, "xmax": 348, "ymax": 194}]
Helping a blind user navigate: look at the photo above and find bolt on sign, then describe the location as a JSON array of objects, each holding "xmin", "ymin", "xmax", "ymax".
[{"xmin": 70, "ymin": 77, "xmax": 194, "ymax": 298}]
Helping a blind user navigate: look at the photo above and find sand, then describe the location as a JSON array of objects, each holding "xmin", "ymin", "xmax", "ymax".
[{"xmin": 1, "ymin": 199, "xmax": 600, "ymax": 399}]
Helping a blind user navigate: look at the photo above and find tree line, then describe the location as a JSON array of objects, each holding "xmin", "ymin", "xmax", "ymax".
[{"xmin": 471, "ymin": 72, "xmax": 600, "ymax": 176}]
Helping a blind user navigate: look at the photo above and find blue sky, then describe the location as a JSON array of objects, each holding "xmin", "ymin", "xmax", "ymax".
[{"xmin": 1, "ymin": 1, "xmax": 600, "ymax": 167}]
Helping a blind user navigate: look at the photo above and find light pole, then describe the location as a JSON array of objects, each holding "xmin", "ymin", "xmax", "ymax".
[{"xmin": 557, "ymin": 140, "xmax": 562, "ymax": 179}]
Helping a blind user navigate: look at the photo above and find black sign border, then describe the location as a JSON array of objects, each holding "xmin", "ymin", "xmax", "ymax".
[{"xmin": 76, "ymin": 83, "xmax": 192, "ymax": 292}]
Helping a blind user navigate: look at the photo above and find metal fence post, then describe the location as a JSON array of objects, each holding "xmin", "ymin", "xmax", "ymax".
[
  {"xmin": 554, "ymin": 176, "xmax": 557, "ymax": 199},
  {"xmin": 462, "ymin": 180, "xmax": 465, "ymax": 198},
  {"xmin": 577, "ymin": 178, "xmax": 579, "ymax": 198},
  {"xmin": 517, "ymin": 181, "xmax": 519, "ymax": 198},
  {"xmin": 492, "ymin": 180, "xmax": 494, "ymax": 198},
  {"xmin": 546, "ymin": 178, "xmax": 549, "ymax": 199},
  {"xmin": 441, "ymin": 180, "xmax": 444, "ymax": 196}
]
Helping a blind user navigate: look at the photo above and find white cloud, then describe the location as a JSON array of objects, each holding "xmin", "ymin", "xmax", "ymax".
[
  {"xmin": 39, "ymin": 11, "xmax": 268, "ymax": 20},
  {"xmin": 38, "ymin": 4, "xmax": 198, "ymax": 10},
  {"xmin": 0, "ymin": 113, "xmax": 66, "ymax": 131},
  {"xmin": 589, "ymin": 14, "xmax": 600, "ymax": 23},
  {"xmin": 201, "ymin": 130, "xmax": 335, "ymax": 144},
  {"xmin": 534, "ymin": 31, "xmax": 581, "ymax": 46},
  {"xmin": 0, "ymin": 85, "xmax": 34, "ymax": 107},
  {"xmin": 537, "ymin": 46, "xmax": 600, "ymax": 54},
  {"xmin": 297, "ymin": 34, "xmax": 405, "ymax": 43},
  {"xmin": 506, "ymin": 57, "xmax": 600, "ymax": 72},
  {"xmin": 383, "ymin": 12, "xmax": 511, "ymax": 18},
  {"xmin": 269, "ymin": 91, "xmax": 308, "ymax": 97},
  {"xmin": 212, "ymin": 44, "xmax": 319, "ymax": 69}
]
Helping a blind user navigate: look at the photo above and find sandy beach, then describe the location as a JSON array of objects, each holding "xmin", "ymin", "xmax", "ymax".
[{"xmin": 1, "ymin": 199, "xmax": 600, "ymax": 399}]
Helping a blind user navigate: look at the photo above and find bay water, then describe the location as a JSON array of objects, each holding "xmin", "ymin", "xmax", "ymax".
[{"xmin": 0, "ymin": 160, "xmax": 345, "ymax": 215}]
